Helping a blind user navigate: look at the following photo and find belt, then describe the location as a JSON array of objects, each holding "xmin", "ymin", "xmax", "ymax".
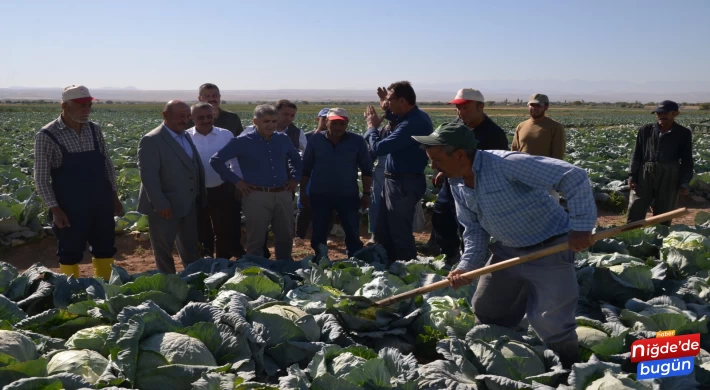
[
  {"xmin": 248, "ymin": 185, "xmax": 286, "ymax": 192},
  {"xmin": 518, "ymin": 232, "xmax": 568, "ymax": 251},
  {"xmin": 384, "ymin": 171, "xmax": 424, "ymax": 179}
]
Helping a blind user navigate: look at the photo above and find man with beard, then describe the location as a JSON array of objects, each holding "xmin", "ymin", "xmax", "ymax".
[
  {"xmin": 512, "ymin": 94, "xmax": 566, "ymax": 201},
  {"xmin": 419, "ymin": 89, "xmax": 508, "ymax": 263},
  {"xmin": 413, "ymin": 123, "xmax": 596, "ymax": 369},
  {"xmin": 187, "ymin": 83, "xmax": 246, "ymax": 257},
  {"xmin": 627, "ymin": 100, "xmax": 693, "ymax": 226},
  {"xmin": 34, "ymin": 85, "xmax": 123, "ymax": 279},
  {"xmin": 138, "ymin": 100, "xmax": 207, "ymax": 273}
]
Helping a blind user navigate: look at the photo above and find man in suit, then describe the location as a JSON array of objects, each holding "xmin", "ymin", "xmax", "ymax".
[{"xmin": 138, "ymin": 100, "xmax": 207, "ymax": 273}]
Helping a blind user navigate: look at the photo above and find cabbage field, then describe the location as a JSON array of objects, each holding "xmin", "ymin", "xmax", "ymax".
[
  {"xmin": 3, "ymin": 105, "xmax": 710, "ymax": 389},
  {"xmin": 4, "ymin": 216, "xmax": 710, "ymax": 389}
]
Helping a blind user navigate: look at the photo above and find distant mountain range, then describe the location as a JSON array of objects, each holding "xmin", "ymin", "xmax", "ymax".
[{"xmin": 2, "ymin": 80, "xmax": 709, "ymax": 103}]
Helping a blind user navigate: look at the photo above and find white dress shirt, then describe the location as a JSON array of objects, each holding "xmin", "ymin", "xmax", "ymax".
[{"xmin": 187, "ymin": 126, "xmax": 242, "ymax": 188}]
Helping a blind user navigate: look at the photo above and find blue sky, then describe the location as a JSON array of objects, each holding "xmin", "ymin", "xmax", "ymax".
[{"xmin": 1, "ymin": 0, "xmax": 708, "ymax": 90}]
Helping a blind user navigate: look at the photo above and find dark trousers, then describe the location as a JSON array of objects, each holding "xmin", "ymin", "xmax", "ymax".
[
  {"xmin": 52, "ymin": 204, "xmax": 116, "ymax": 265},
  {"xmin": 295, "ymin": 207, "xmax": 312, "ymax": 239},
  {"xmin": 310, "ymin": 194, "xmax": 363, "ymax": 257},
  {"xmin": 375, "ymin": 175, "xmax": 426, "ymax": 262},
  {"xmin": 627, "ymin": 162, "xmax": 680, "ymax": 227},
  {"xmin": 432, "ymin": 199, "xmax": 464, "ymax": 259},
  {"xmin": 232, "ymin": 199, "xmax": 245, "ymax": 257},
  {"xmin": 296, "ymin": 207, "xmax": 337, "ymax": 239},
  {"xmin": 197, "ymin": 182, "xmax": 235, "ymax": 259},
  {"xmin": 202, "ymin": 191, "xmax": 244, "ymax": 259}
]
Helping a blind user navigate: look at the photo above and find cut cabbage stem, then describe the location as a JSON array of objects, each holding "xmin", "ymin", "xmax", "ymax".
[{"xmin": 376, "ymin": 207, "xmax": 689, "ymax": 307}]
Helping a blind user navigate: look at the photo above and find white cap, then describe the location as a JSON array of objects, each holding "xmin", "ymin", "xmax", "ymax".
[
  {"xmin": 62, "ymin": 85, "xmax": 97, "ymax": 103},
  {"xmin": 448, "ymin": 88, "xmax": 484, "ymax": 105},
  {"xmin": 327, "ymin": 107, "xmax": 349, "ymax": 120}
]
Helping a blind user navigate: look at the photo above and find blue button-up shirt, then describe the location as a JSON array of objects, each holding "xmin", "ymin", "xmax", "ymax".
[
  {"xmin": 302, "ymin": 131, "xmax": 373, "ymax": 196},
  {"xmin": 166, "ymin": 125, "xmax": 194, "ymax": 159},
  {"xmin": 450, "ymin": 150, "xmax": 597, "ymax": 271},
  {"xmin": 210, "ymin": 129, "xmax": 302, "ymax": 188},
  {"xmin": 364, "ymin": 106, "xmax": 433, "ymax": 174}
]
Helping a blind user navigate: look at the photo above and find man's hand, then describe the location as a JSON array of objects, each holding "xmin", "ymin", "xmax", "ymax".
[
  {"xmin": 433, "ymin": 172, "xmax": 446, "ymax": 188},
  {"xmin": 158, "ymin": 208, "xmax": 172, "ymax": 220},
  {"xmin": 113, "ymin": 193, "xmax": 124, "ymax": 216},
  {"xmin": 629, "ymin": 180, "xmax": 637, "ymax": 192},
  {"xmin": 285, "ymin": 179, "xmax": 299, "ymax": 192},
  {"xmin": 360, "ymin": 193, "xmax": 371, "ymax": 210},
  {"xmin": 377, "ymin": 87, "xmax": 388, "ymax": 110},
  {"xmin": 51, "ymin": 207, "xmax": 71, "ymax": 228},
  {"xmin": 569, "ymin": 231, "xmax": 593, "ymax": 252},
  {"xmin": 300, "ymin": 192, "xmax": 310, "ymax": 208},
  {"xmin": 365, "ymin": 106, "xmax": 385, "ymax": 130},
  {"xmin": 447, "ymin": 268, "xmax": 471, "ymax": 290},
  {"xmin": 235, "ymin": 181, "xmax": 252, "ymax": 197}
]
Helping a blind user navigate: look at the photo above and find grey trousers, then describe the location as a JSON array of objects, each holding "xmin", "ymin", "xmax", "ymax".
[
  {"xmin": 627, "ymin": 162, "xmax": 680, "ymax": 226},
  {"xmin": 471, "ymin": 234, "xmax": 578, "ymax": 345},
  {"xmin": 147, "ymin": 205, "xmax": 199, "ymax": 274},
  {"xmin": 374, "ymin": 175, "xmax": 426, "ymax": 262},
  {"xmin": 242, "ymin": 191, "xmax": 294, "ymax": 260}
]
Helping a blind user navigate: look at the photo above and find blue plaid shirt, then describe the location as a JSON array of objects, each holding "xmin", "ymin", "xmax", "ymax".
[{"xmin": 450, "ymin": 150, "xmax": 597, "ymax": 271}]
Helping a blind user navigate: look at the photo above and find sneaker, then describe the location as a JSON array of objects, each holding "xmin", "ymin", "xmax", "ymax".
[{"xmin": 293, "ymin": 237, "xmax": 304, "ymax": 246}]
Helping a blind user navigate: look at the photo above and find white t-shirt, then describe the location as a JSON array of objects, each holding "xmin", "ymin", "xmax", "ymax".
[{"xmin": 187, "ymin": 126, "xmax": 242, "ymax": 188}]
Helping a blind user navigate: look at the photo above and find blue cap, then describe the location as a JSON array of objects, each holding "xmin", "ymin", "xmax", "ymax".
[
  {"xmin": 652, "ymin": 100, "xmax": 679, "ymax": 114},
  {"xmin": 318, "ymin": 108, "xmax": 330, "ymax": 117}
]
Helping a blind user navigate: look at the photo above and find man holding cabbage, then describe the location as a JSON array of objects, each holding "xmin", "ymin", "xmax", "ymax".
[{"xmin": 412, "ymin": 123, "xmax": 597, "ymax": 369}]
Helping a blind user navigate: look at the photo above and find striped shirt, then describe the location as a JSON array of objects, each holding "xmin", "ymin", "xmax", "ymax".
[
  {"xmin": 449, "ymin": 150, "xmax": 597, "ymax": 271},
  {"xmin": 33, "ymin": 116, "xmax": 118, "ymax": 208}
]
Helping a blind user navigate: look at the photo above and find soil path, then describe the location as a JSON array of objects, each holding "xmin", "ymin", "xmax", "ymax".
[{"xmin": 3, "ymin": 197, "xmax": 707, "ymax": 276}]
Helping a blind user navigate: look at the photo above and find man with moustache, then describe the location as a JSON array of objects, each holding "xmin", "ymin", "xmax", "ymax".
[
  {"xmin": 627, "ymin": 100, "xmax": 693, "ymax": 226},
  {"xmin": 412, "ymin": 123, "xmax": 596, "ymax": 369},
  {"xmin": 295, "ymin": 108, "xmax": 334, "ymax": 243},
  {"xmin": 276, "ymin": 99, "xmax": 308, "ymax": 153},
  {"xmin": 187, "ymin": 83, "xmax": 246, "ymax": 257},
  {"xmin": 33, "ymin": 85, "xmax": 123, "ymax": 279},
  {"xmin": 301, "ymin": 108, "xmax": 373, "ymax": 258},
  {"xmin": 187, "ymin": 103, "xmax": 240, "ymax": 259},
  {"xmin": 138, "ymin": 100, "xmax": 207, "ymax": 273},
  {"xmin": 187, "ymin": 83, "xmax": 244, "ymax": 136},
  {"xmin": 211, "ymin": 105, "xmax": 302, "ymax": 260},
  {"xmin": 364, "ymin": 81, "xmax": 433, "ymax": 262},
  {"xmin": 419, "ymin": 89, "xmax": 509, "ymax": 262},
  {"xmin": 512, "ymin": 94, "xmax": 566, "ymax": 201}
]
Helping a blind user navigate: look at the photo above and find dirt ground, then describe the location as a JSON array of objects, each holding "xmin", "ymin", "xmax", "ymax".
[{"xmin": 2, "ymin": 197, "xmax": 707, "ymax": 276}]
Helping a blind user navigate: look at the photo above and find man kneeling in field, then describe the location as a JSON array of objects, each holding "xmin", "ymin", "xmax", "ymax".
[{"xmin": 412, "ymin": 123, "xmax": 597, "ymax": 368}]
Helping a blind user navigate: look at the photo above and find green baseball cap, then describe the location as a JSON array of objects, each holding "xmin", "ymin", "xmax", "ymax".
[{"xmin": 412, "ymin": 122, "xmax": 479, "ymax": 150}]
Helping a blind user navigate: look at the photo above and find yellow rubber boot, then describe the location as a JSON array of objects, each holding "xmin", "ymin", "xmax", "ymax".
[
  {"xmin": 92, "ymin": 258, "xmax": 114, "ymax": 280},
  {"xmin": 59, "ymin": 264, "xmax": 80, "ymax": 278}
]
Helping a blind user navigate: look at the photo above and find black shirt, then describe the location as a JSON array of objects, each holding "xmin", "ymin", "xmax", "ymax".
[
  {"xmin": 629, "ymin": 122, "xmax": 693, "ymax": 186},
  {"xmin": 456, "ymin": 115, "xmax": 509, "ymax": 150}
]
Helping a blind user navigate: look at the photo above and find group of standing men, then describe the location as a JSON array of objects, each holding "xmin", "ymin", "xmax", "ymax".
[{"xmin": 34, "ymin": 82, "xmax": 694, "ymax": 369}]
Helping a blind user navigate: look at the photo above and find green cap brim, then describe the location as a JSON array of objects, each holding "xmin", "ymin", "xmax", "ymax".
[{"xmin": 411, "ymin": 135, "xmax": 445, "ymax": 145}]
